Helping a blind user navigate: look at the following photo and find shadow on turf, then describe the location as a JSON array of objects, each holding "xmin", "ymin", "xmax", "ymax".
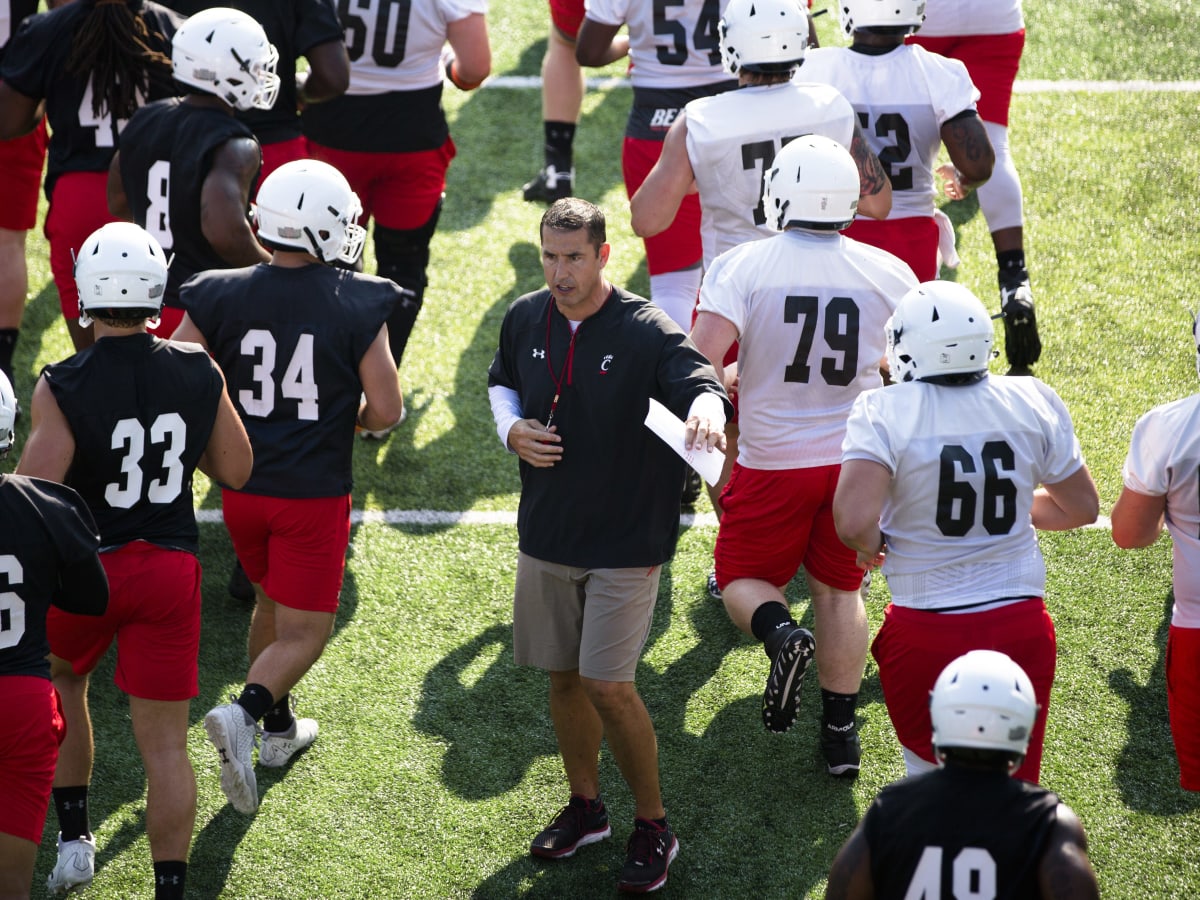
[
  {"xmin": 1109, "ymin": 589, "xmax": 1200, "ymax": 815},
  {"xmin": 416, "ymin": 556, "xmax": 876, "ymax": 897}
]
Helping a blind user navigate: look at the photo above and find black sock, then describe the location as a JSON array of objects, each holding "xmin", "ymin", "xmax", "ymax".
[
  {"xmin": 821, "ymin": 689, "xmax": 858, "ymax": 733},
  {"xmin": 997, "ymin": 249, "xmax": 1028, "ymax": 286},
  {"xmin": 261, "ymin": 693, "xmax": 294, "ymax": 733},
  {"xmin": 52, "ymin": 785, "xmax": 90, "ymax": 842},
  {"xmin": 544, "ymin": 120, "xmax": 576, "ymax": 172},
  {"xmin": 634, "ymin": 816, "xmax": 668, "ymax": 831},
  {"xmin": 750, "ymin": 602, "xmax": 797, "ymax": 659},
  {"xmin": 154, "ymin": 861, "xmax": 187, "ymax": 900},
  {"xmin": 235, "ymin": 683, "xmax": 274, "ymax": 722},
  {"xmin": 0, "ymin": 328, "xmax": 17, "ymax": 385}
]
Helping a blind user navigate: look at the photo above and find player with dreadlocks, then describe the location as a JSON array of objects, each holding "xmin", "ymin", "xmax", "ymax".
[{"xmin": 0, "ymin": 0, "xmax": 182, "ymax": 351}]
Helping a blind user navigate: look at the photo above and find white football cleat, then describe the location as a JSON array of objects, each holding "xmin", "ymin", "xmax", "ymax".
[
  {"xmin": 204, "ymin": 702, "xmax": 261, "ymax": 814},
  {"xmin": 46, "ymin": 832, "xmax": 95, "ymax": 896},
  {"xmin": 259, "ymin": 717, "xmax": 319, "ymax": 768}
]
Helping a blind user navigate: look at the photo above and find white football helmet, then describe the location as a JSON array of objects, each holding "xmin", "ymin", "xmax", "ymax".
[
  {"xmin": 253, "ymin": 159, "xmax": 366, "ymax": 264},
  {"xmin": 839, "ymin": 0, "xmax": 926, "ymax": 37},
  {"xmin": 172, "ymin": 7, "xmax": 280, "ymax": 111},
  {"xmin": 762, "ymin": 134, "xmax": 859, "ymax": 231},
  {"xmin": 886, "ymin": 281, "xmax": 994, "ymax": 382},
  {"xmin": 930, "ymin": 650, "xmax": 1039, "ymax": 759},
  {"xmin": 0, "ymin": 370, "xmax": 15, "ymax": 458},
  {"xmin": 719, "ymin": 0, "xmax": 809, "ymax": 75},
  {"xmin": 74, "ymin": 222, "xmax": 170, "ymax": 327}
]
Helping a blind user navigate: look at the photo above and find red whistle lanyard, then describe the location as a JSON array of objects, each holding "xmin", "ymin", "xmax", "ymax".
[{"xmin": 544, "ymin": 302, "xmax": 579, "ymax": 429}]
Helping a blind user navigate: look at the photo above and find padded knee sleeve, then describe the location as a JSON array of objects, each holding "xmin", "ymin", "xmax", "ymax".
[
  {"xmin": 976, "ymin": 121, "xmax": 1024, "ymax": 233},
  {"xmin": 649, "ymin": 269, "xmax": 702, "ymax": 332},
  {"xmin": 374, "ymin": 200, "xmax": 443, "ymax": 368}
]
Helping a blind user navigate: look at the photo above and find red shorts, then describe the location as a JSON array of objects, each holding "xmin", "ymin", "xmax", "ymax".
[
  {"xmin": 843, "ymin": 216, "xmax": 937, "ymax": 282},
  {"xmin": 1166, "ymin": 624, "xmax": 1200, "ymax": 791},
  {"xmin": 871, "ymin": 598, "xmax": 1056, "ymax": 783},
  {"xmin": 549, "ymin": 0, "xmax": 585, "ymax": 40},
  {"xmin": 306, "ymin": 138, "xmax": 455, "ymax": 230},
  {"xmin": 714, "ymin": 464, "xmax": 862, "ymax": 592},
  {"xmin": 259, "ymin": 136, "xmax": 308, "ymax": 188},
  {"xmin": 48, "ymin": 542, "xmax": 202, "ymax": 701},
  {"xmin": 45, "ymin": 170, "xmax": 117, "ymax": 319},
  {"xmin": 0, "ymin": 118, "xmax": 47, "ymax": 231},
  {"xmin": 0, "ymin": 676, "xmax": 64, "ymax": 843},
  {"xmin": 623, "ymin": 136, "xmax": 702, "ymax": 276},
  {"xmin": 222, "ymin": 490, "xmax": 351, "ymax": 613},
  {"xmin": 907, "ymin": 31, "xmax": 1025, "ymax": 127}
]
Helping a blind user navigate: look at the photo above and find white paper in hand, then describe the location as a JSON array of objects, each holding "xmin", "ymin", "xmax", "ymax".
[{"xmin": 643, "ymin": 398, "xmax": 725, "ymax": 486}]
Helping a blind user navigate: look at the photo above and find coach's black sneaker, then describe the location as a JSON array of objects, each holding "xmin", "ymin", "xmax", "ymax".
[
  {"xmin": 522, "ymin": 165, "xmax": 574, "ymax": 204},
  {"xmin": 761, "ymin": 625, "xmax": 816, "ymax": 733},
  {"xmin": 530, "ymin": 795, "xmax": 611, "ymax": 859},
  {"xmin": 821, "ymin": 722, "xmax": 862, "ymax": 778},
  {"xmin": 617, "ymin": 819, "xmax": 679, "ymax": 894},
  {"xmin": 227, "ymin": 561, "xmax": 254, "ymax": 602},
  {"xmin": 999, "ymin": 276, "xmax": 1041, "ymax": 374}
]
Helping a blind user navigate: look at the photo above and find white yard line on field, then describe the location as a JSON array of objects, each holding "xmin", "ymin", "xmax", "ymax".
[
  {"xmin": 196, "ymin": 508, "xmax": 1113, "ymax": 530},
  {"xmin": 483, "ymin": 75, "xmax": 1200, "ymax": 93}
]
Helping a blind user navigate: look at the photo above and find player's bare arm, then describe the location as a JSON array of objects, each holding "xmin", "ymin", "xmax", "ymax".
[
  {"xmin": 298, "ymin": 39, "xmax": 351, "ymax": 105},
  {"xmin": 630, "ymin": 112, "xmax": 696, "ymax": 238},
  {"xmin": 169, "ymin": 313, "xmax": 209, "ymax": 350},
  {"xmin": 1036, "ymin": 804, "xmax": 1100, "ymax": 899},
  {"xmin": 201, "ymin": 137, "xmax": 271, "ymax": 267},
  {"xmin": 106, "ymin": 151, "xmax": 132, "ymax": 220},
  {"xmin": 0, "ymin": 82, "xmax": 42, "ymax": 140},
  {"xmin": 575, "ymin": 18, "xmax": 630, "ymax": 67},
  {"xmin": 689, "ymin": 311, "xmax": 738, "ymax": 390},
  {"xmin": 14, "ymin": 376, "xmax": 76, "ymax": 482},
  {"xmin": 848, "ymin": 124, "xmax": 892, "ymax": 220},
  {"xmin": 445, "ymin": 12, "xmax": 492, "ymax": 90},
  {"xmin": 823, "ymin": 826, "xmax": 876, "ymax": 900},
  {"xmin": 357, "ymin": 325, "xmax": 405, "ymax": 434},
  {"xmin": 1032, "ymin": 464, "xmax": 1099, "ymax": 531},
  {"xmin": 941, "ymin": 111, "xmax": 995, "ymax": 194},
  {"xmin": 1110, "ymin": 486, "xmax": 1167, "ymax": 549},
  {"xmin": 832, "ymin": 458, "xmax": 891, "ymax": 569},
  {"xmin": 197, "ymin": 369, "xmax": 253, "ymax": 489}
]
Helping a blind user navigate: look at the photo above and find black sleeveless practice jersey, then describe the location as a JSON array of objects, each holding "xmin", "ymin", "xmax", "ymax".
[
  {"xmin": 234, "ymin": 0, "xmax": 344, "ymax": 144},
  {"xmin": 118, "ymin": 97, "xmax": 259, "ymax": 304},
  {"xmin": 42, "ymin": 333, "xmax": 224, "ymax": 554},
  {"xmin": 0, "ymin": 0, "xmax": 38, "ymax": 59},
  {"xmin": 0, "ymin": 0, "xmax": 180, "ymax": 197},
  {"xmin": 0, "ymin": 474, "xmax": 104, "ymax": 679},
  {"xmin": 179, "ymin": 262, "xmax": 400, "ymax": 497},
  {"xmin": 862, "ymin": 765, "xmax": 1062, "ymax": 899}
]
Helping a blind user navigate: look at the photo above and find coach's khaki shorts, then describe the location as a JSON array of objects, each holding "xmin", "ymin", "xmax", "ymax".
[{"xmin": 513, "ymin": 552, "xmax": 662, "ymax": 682}]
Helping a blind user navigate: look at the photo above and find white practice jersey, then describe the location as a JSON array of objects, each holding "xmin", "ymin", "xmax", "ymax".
[
  {"xmin": 343, "ymin": 0, "xmax": 487, "ymax": 95},
  {"xmin": 684, "ymin": 81, "xmax": 857, "ymax": 268},
  {"xmin": 843, "ymin": 376, "xmax": 1085, "ymax": 609},
  {"xmin": 918, "ymin": 0, "xmax": 1024, "ymax": 37},
  {"xmin": 586, "ymin": 0, "xmax": 732, "ymax": 89},
  {"xmin": 800, "ymin": 45, "xmax": 978, "ymax": 220},
  {"xmin": 1123, "ymin": 393, "xmax": 1200, "ymax": 628},
  {"xmin": 698, "ymin": 230, "xmax": 916, "ymax": 469}
]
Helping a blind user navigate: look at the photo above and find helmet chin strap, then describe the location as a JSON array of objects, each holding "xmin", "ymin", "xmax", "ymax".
[{"xmin": 302, "ymin": 226, "xmax": 328, "ymax": 263}]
